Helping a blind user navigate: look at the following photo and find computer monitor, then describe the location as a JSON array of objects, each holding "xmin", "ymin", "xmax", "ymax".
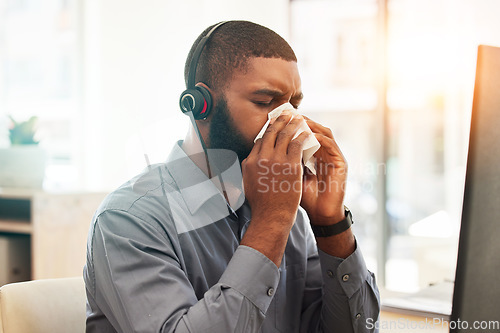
[{"xmin": 450, "ymin": 45, "xmax": 500, "ymax": 333}]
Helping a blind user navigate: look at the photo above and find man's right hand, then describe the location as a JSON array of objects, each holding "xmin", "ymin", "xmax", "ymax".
[{"xmin": 240, "ymin": 112, "xmax": 310, "ymax": 266}]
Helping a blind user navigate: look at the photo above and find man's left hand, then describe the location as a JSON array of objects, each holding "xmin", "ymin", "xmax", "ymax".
[{"xmin": 300, "ymin": 116, "xmax": 348, "ymax": 226}]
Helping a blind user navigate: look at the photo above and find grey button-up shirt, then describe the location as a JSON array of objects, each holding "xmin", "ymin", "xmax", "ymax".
[{"xmin": 84, "ymin": 141, "xmax": 380, "ymax": 332}]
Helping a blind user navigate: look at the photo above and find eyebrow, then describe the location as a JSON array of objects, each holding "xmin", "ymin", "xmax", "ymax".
[
  {"xmin": 251, "ymin": 88, "xmax": 285, "ymax": 97},
  {"xmin": 251, "ymin": 89, "xmax": 304, "ymax": 101}
]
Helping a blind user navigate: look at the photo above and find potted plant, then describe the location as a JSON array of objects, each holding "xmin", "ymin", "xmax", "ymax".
[{"xmin": 0, "ymin": 116, "xmax": 47, "ymax": 188}]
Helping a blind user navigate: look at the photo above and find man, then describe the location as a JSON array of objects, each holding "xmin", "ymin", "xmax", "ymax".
[{"xmin": 84, "ymin": 20, "xmax": 380, "ymax": 332}]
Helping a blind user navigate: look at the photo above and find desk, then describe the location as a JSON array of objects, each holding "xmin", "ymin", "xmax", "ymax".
[{"xmin": 380, "ymin": 311, "xmax": 449, "ymax": 332}]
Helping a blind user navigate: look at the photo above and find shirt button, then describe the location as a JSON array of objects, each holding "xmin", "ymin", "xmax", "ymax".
[
  {"xmin": 267, "ymin": 287, "xmax": 275, "ymax": 297},
  {"xmin": 327, "ymin": 270, "xmax": 334, "ymax": 278},
  {"xmin": 355, "ymin": 313, "xmax": 361, "ymax": 319},
  {"xmin": 342, "ymin": 274, "xmax": 350, "ymax": 282}
]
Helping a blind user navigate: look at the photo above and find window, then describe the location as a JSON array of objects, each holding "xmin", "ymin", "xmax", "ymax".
[
  {"xmin": 291, "ymin": 0, "xmax": 500, "ymax": 291},
  {"xmin": 291, "ymin": 0, "xmax": 380, "ymax": 274},
  {"xmin": 0, "ymin": 0, "xmax": 81, "ymax": 189}
]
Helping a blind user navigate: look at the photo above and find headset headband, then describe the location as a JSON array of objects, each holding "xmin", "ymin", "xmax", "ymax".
[{"xmin": 187, "ymin": 21, "xmax": 228, "ymax": 89}]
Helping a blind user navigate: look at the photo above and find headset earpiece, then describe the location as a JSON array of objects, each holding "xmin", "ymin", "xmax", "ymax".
[
  {"xmin": 179, "ymin": 86, "xmax": 213, "ymax": 120},
  {"xmin": 180, "ymin": 21, "xmax": 227, "ymax": 120}
]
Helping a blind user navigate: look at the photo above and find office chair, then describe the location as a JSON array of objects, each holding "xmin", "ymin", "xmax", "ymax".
[{"xmin": 0, "ymin": 277, "xmax": 86, "ymax": 333}]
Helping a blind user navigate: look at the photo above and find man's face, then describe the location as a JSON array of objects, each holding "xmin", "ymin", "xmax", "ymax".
[{"xmin": 207, "ymin": 57, "xmax": 303, "ymax": 163}]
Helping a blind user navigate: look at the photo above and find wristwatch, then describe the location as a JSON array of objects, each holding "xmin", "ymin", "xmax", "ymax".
[{"xmin": 310, "ymin": 206, "xmax": 353, "ymax": 237}]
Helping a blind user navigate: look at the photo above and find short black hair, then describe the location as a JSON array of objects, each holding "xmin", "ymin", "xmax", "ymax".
[{"xmin": 184, "ymin": 20, "xmax": 297, "ymax": 92}]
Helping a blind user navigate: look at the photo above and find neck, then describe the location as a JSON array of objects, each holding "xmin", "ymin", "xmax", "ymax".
[
  {"xmin": 182, "ymin": 124, "xmax": 243, "ymax": 209},
  {"xmin": 182, "ymin": 122, "xmax": 211, "ymax": 176}
]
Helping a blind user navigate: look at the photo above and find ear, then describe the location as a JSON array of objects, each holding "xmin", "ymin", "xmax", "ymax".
[{"xmin": 195, "ymin": 82, "xmax": 210, "ymax": 90}]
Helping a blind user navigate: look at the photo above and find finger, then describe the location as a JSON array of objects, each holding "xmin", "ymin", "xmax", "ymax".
[
  {"xmin": 315, "ymin": 134, "xmax": 344, "ymax": 158},
  {"xmin": 260, "ymin": 112, "xmax": 293, "ymax": 153},
  {"xmin": 287, "ymin": 130, "xmax": 310, "ymax": 160},
  {"xmin": 313, "ymin": 135, "xmax": 349, "ymax": 183},
  {"xmin": 242, "ymin": 138, "xmax": 264, "ymax": 168},
  {"xmin": 274, "ymin": 115, "xmax": 306, "ymax": 154},
  {"xmin": 251, "ymin": 137, "xmax": 263, "ymax": 155},
  {"xmin": 304, "ymin": 117, "xmax": 334, "ymax": 139},
  {"xmin": 315, "ymin": 134, "xmax": 337, "ymax": 155}
]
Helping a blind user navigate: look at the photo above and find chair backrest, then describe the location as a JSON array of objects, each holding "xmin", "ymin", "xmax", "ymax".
[{"xmin": 0, "ymin": 277, "xmax": 86, "ymax": 333}]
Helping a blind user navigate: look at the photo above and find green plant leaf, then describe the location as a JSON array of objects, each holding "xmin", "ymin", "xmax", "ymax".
[{"xmin": 8, "ymin": 115, "xmax": 40, "ymax": 145}]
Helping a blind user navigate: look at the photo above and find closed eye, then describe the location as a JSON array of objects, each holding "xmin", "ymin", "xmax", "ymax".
[{"xmin": 253, "ymin": 101, "xmax": 273, "ymax": 107}]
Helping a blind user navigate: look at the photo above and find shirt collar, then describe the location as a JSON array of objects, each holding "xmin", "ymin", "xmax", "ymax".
[{"xmin": 165, "ymin": 141, "xmax": 223, "ymax": 215}]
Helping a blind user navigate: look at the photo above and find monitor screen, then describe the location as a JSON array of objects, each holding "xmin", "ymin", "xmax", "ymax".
[{"xmin": 450, "ymin": 45, "xmax": 500, "ymax": 333}]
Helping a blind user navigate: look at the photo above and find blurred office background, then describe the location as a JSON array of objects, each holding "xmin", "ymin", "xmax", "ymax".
[{"xmin": 0, "ymin": 0, "xmax": 499, "ymax": 291}]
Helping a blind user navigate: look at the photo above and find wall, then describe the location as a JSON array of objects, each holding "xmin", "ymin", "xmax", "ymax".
[{"xmin": 80, "ymin": 0, "xmax": 290, "ymax": 190}]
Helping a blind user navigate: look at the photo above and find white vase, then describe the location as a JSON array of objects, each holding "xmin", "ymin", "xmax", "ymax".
[{"xmin": 0, "ymin": 145, "xmax": 47, "ymax": 188}]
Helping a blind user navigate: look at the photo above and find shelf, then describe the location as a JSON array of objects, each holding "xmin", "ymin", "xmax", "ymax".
[
  {"xmin": 0, "ymin": 191, "xmax": 107, "ymax": 282},
  {"xmin": 0, "ymin": 187, "xmax": 38, "ymax": 199},
  {"xmin": 0, "ymin": 219, "xmax": 33, "ymax": 234}
]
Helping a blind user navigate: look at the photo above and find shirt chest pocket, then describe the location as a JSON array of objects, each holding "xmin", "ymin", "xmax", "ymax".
[{"xmin": 275, "ymin": 263, "xmax": 306, "ymax": 333}]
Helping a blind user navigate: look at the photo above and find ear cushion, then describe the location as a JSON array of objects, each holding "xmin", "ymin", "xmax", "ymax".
[
  {"xmin": 195, "ymin": 86, "xmax": 213, "ymax": 119},
  {"xmin": 179, "ymin": 86, "xmax": 213, "ymax": 120}
]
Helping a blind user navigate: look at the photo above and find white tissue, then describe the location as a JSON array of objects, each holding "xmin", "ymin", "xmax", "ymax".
[{"xmin": 254, "ymin": 102, "xmax": 320, "ymax": 174}]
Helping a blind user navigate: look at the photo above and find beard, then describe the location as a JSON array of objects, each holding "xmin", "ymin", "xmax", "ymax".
[{"xmin": 208, "ymin": 96, "xmax": 254, "ymax": 164}]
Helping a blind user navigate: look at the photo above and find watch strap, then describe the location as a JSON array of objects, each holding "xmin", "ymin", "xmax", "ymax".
[{"xmin": 310, "ymin": 207, "xmax": 353, "ymax": 237}]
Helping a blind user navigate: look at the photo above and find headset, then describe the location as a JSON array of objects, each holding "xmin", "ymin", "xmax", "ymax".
[
  {"xmin": 178, "ymin": 21, "xmax": 232, "ymax": 210},
  {"xmin": 179, "ymin": 21, "xmax": 228, "ymax": 120}
]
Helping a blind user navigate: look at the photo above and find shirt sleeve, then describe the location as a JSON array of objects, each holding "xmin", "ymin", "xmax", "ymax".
[
  {"xmin": 86, "ymin": 209, "xmax": 280, "ymax": 333},
  {"xmin": 318, "ymin": 246, "xmax": 381, "ymax": 332},
  {"xmin": 300, "ymin": 228, "xmax": 380, "ymax": 333}
]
